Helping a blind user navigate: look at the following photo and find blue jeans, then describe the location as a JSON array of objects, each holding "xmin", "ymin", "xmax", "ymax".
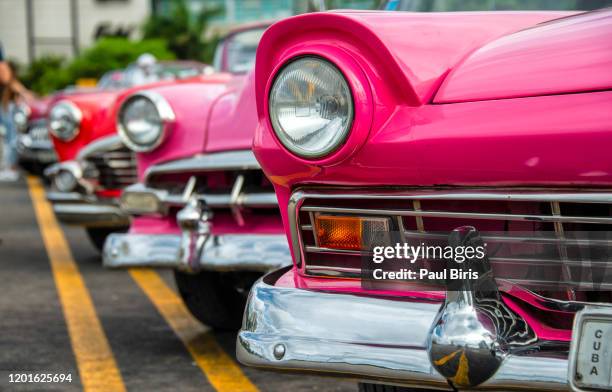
[{"xmin": 1, "ymin": 105, "xmax": 18, "ymax": 167}]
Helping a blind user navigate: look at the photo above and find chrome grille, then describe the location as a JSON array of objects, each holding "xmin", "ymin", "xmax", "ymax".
[
  {"xmin": 28, "ymin": 120, "xmax": 51, "ymax": 146},
  {"xmin": 85, "ymin": 146, "xmax": 137, "ymax": 190},
  {"xmin": 27, "ymin": 120, "xmax": 53, "ymax": 148},
  {"xmin": 140, "ymin": 151, "xmax": 279, "ymax": 224},
  {"xmin": 292, "ymin": 189, "xmax": 612, "ymax": 295}
]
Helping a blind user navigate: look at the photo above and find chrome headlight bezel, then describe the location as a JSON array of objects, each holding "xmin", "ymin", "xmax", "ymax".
[
  {"xmin": 268, "ymin": 56, "xmax": 354, "ymax": 160},
  {"xmin": 117, "ymin": 91, "xmax": 175, "ymax": 153},
  {"xmin": 48, "ymin": 100, "xmax": 82, "ymax": 141},
  {"xmin": 13, "ymin": 104, "xmax": 31, "ymax": 132}
]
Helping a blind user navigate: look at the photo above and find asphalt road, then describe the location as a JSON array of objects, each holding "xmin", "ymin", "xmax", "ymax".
[{"xmin": 0, "ymin": 177, "xmax": 358, "ymax": 392}]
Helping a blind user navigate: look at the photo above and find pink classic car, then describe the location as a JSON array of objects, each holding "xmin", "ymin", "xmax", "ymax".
[
  {"xmin": 102, "ymin": 23, "xmax": 291, "ymax": 330},
  {"xmin": 237, "ymin": 6, "xmax": 612, "ymax": 392}
]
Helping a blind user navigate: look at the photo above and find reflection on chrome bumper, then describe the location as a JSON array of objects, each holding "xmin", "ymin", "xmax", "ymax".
[
  {"xmin": 17, "ymin": 143, "xmax": 57, "ymax": 164},
  {"xmin": 237, "ymin": 268, "xmax": 573, "ymax": 391},
  {"xmin": 103, "ymin": 232, "xmax": 291, "ymax": 272},
  {"xmin": 48, "ymin": 191, "xmax": 129, "ymax": 228}
]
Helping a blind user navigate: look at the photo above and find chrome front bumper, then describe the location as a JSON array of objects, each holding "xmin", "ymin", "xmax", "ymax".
[
  {"xmin": 47, "ymin": 191, "xmax": 129, "ymax": 228},
  {"xmin": 17, "ymin": 138, "xmax": 57, "ymax": 164},
  {"xmin": 237, "ymin": 268, "xmax": 573, "ymax": 391},
  {"xmin": 103, "ymin": 232, "xmax": 292, "ymax": 272}
]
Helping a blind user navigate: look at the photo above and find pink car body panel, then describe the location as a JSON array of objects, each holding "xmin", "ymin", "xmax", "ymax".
[
  {"xmin": 205, "ymin": 71, "xmax": 258, "ymax": 153},
  {"xmin": 251, "ymin": 10, "xmax": 612, "ymax": 344},
  {"xmin": 435, "ymin": 9, "xmax": 612, "ymax": 103}
]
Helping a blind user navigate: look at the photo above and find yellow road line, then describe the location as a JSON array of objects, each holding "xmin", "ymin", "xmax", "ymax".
[
  {"xmin": 129, "ymin": 268, "xmax": 259, "ymax": 392},
  {"xmin": 27, "ymin": 176, "xmax": 126, "ymax": 392}
]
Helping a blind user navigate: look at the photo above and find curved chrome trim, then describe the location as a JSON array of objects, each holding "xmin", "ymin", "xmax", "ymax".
[
  {"xmin": 43, "ymin": 160, "xmax": 94, "ymax": 194},
  {"xmin": 290, "ymin": 187, "xmax": 612, "ymax": 204},
  {"xmin": 44, "ymin": 161, "xmax": 84, "ymax": 181},
  {"xmin": 117, "ymin": 90, "xmax": 175, "ymax": 152},
  {"xmin": 77, "ymin": 134, "xmax": 124, "ymax": 160},
  {"xmin": 144, "ymin": 150, "xmax": 261, "ymax": 182},
  {"xmin": 288, "ymin": 189, "xmax": 307, "ymax": 267},
  {"xmin": 48, "ymin": 100, "xmax": 82, "ymax": 141},
  {"xmin": 237, "ymin": 268, "xmax": 575, "ymax": 391},
  {"xmin": 102, "ymin": 232, "xmax": 291, "ymax": 271}
]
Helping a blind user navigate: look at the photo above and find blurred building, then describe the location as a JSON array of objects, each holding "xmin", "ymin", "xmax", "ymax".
[
  {"xmin": 152, "ymin": 0, "xmax": 379, "ymax": 32},
  {"xmin": 0, "ymin": 0, "xmax": 379, "ymax": 65},
  {"xmin": 0, "ymin": 0, "xmax": 150, "ymax": 65}
]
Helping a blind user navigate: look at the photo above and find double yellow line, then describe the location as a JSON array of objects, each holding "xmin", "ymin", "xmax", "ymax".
[{"xmin": 28, "ymin": 176, "xmax": 258, "ymax": 392}]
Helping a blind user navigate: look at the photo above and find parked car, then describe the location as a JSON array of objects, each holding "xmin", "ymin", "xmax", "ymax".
[
  {"xmin": 44, "ymin": 61, "xmax": 211, "ymax": 251},
  {"xmin": 15, "ymin": 96, "xmax": 57, "ymax": 173},
  {"xmin": 103, "ymin": 23, "xmax": 291, "ymax": 330},
  {"xmin": 237, "ymin": 7, "xmax": 612, "ymax": 392}
]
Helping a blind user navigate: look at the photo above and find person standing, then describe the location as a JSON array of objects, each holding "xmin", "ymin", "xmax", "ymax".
[{"xmin": 0, "ymin": 43, "xmax": 33, "ymax": 181}]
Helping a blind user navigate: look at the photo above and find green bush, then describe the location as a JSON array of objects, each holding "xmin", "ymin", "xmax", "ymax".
[
  {"xmin": 21, "ymin": 38, "xmax": 175, "ymax": 95},
  {"xmin": 142, "ymin": 0, "xmax": 222, "ymax": 63},
  {"xmin": 67, "ymin": 37, "xmax": 175, "ymax": 81},
  {"xmin": 20, "ymin": 55, "xmax": 71, "ymax": 96}
]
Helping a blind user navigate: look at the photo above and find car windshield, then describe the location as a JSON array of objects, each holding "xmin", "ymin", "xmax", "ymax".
[
  {"xmin": 383, "ymin": 0, "xmax": 612, "ymax": 11},
  {"xmin": 97, "ymin": 70, "xmax": 125, "ymax": 89},
  {"xmin": 120, "ymin": 62, "xmax": 208, "ymax": 88},
  {"xmin": 215, "ymin": 27, "xmax": 266, "ymax": 74}
]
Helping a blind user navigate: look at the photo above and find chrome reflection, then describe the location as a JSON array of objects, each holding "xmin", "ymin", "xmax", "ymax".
[
  {"xmin": 428, "ymin": 226, "xmax": 537, "ymax": 389},
  {"xmin": 237, "ymin": 267, "xmax": 579, "ymax": 390},
  {"xmin": 102, "ymin": 232, "xmax": 291, "ymax": 271}
]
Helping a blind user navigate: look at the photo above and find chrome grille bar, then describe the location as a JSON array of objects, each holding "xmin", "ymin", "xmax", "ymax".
[
  {"xmin": 79, "ymin": 135, "xmax": 137, "ymax": 191},
  {"xmin": 291, "ymin": 188, "xmax": 612, "ymax": 300},
  {"xmin": 301, "ymin": 206, "xmax": 612, "ymax": 225}
]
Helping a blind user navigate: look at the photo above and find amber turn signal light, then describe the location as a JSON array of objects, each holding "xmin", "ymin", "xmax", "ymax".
[{"xmin": 314, "ymin": 214, "xmax": 391, "ymax": 251}]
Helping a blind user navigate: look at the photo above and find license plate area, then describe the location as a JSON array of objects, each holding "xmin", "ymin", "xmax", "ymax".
[{"xmin": 570, "ymin": 306, "xmax": 612, "ymax": 391}]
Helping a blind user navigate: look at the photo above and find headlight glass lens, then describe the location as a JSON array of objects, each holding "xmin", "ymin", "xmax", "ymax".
[
  {"xmin": 119, "ymin": 96, "xmax": 164, "ymax": 151},
  {"xmin": 54, "ymin": 169, "xmax": 78, "ymax": 192},
  {"xmin": 269, "ymin": 57, "xmax": 353, "ymax": 159},
  {"xmin": 49, "ymin": 102, "xmax": 81, "ymax": 141},
  {"xmin": 13, "ymin": 105, "xmax": 30, "ymax": 132}
]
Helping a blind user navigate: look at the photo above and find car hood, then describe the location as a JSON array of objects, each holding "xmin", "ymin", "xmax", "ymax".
[
  {"xmin": 256, "ymin": 10, "xmax": 572, "ymax": 110},
  {"xmin": 434, "ymin": 9, "xmax": 612, "ymax": 103}
]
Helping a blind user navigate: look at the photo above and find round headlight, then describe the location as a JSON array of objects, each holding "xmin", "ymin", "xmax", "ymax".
[
  {"xmin": 118, "ymin": 91, "xmax": 174, "ymax": 152},
  {"xmin": 54, "ymin": 169, "xmax": 78, "ymax": 192},
  {"xmin": 13, "ymin": 104, "xmax": 30, "ymax": 132},
  {"xmin": 49, "ymin": 101, "xmax": 82, "ymax": 141},
  {"xmin": 269, "ymin": 57, "xmax": 354, "ymax": 159}
]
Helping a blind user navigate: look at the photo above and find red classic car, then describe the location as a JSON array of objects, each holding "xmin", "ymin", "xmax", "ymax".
[
  {"xmin": 43, "ymin": 61, "xmax": 212, "ymax": 250},
  {"xmin": 237, "ymin": 6, "xmax": 612, "ymax": 392},
  {"xmin": 102, "ymin": 23, "xmax": 291, "ymax": 330}
]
